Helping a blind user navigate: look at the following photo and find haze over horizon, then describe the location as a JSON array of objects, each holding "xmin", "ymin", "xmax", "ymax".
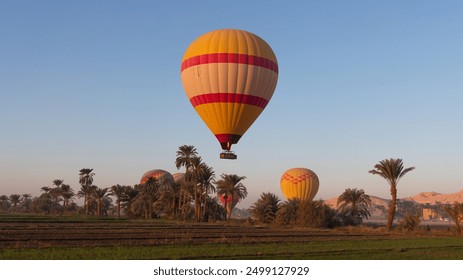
[{"xmin": 1, "ymin": 1, "xmax": 462, "ymax": 208}]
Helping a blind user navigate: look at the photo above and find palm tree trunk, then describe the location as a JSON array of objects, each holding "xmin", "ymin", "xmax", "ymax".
[
  {"xmin": 149, "ymin": 196, "xmax": 153, "ymax": 219},
  {"xmin": 228, "ymin": 194, "xmax": 235, "ymax": 221},
  {"xmin": 117, "ymin": 201, "xmax": 121, "ymax": 218},
  {"xmin": 456, "ymin": 220, "xmax": 461, "ymax": 235},
  {"xmin": 202, "ymin": 192, "xmax": 207, "ymax": 222},
  {"xmin": 387, "ymin": 185, "xmax": 397, "ymax": 231},
  {"xmin": 182, "ymin": 190, "xmax": 189, "ymax": 220},
  {"xmin": 195, "ymin": 192, "xmax": 201, "ymax": 222},
  {"xmin": 178, "ymin": 191, "xmax": 183, "ymax": 211},
  {"xmin": 85, "ymin": 194, "xmax": 90, "ymax": 215},
  {"xmin": 223, "ymin": 194, "xmax": 229, "ymax": 222},
  {"xmin": 172, "ymin": 197, "xmax": 176, "ymax": 219},
  {"xmin": 194, "ymin": 187, "xmax": 198, "ymax": 221}
]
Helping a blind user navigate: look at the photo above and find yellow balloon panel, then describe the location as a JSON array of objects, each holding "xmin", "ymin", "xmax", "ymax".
[
  {"xmin": 194, "ymin": 103, "xmax": 263, "ymax": 135},
  {"xmin": 182, "ymin": 29, "xmax": 277, "ymax": 63},
  {"xmin": 280, "ymin": 168, "xmax": 319, "ymax": 201}
]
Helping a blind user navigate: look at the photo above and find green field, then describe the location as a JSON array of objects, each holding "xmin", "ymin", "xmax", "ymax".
[
  {"xmin": 2, "ymin": 238, "xmax": 463, "ymax": 260},
  {"xmin": 1, "ymin": 214, "xmax": 462, "ymax": 260}
]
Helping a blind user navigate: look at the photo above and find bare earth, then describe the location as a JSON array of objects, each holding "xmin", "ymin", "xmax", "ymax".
[{"xmin": 0, "ymin": 220, "xmax": 394, "ymax": 249}]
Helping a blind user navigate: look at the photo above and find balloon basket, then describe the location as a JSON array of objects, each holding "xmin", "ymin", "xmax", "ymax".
[{"xmin": 220, "ymin": 151, "xmax": 237, "ymax": 160}]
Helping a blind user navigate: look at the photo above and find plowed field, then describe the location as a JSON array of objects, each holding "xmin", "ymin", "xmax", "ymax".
[{"xmin": 0, "ymin": 219, "xmax": 390, "ymax": 249}]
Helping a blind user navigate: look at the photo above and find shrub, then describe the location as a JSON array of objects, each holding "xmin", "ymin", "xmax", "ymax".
[
  {"xmin": 251, "ymin": 192, "xmax": 280, "ymax": 224},
  {"xmin": 296, "ymin": 200, "xmax": 341, "ymax": 229},
  {"xmin": 399, "ymin": 214, "xmax": 421, "ymax": 232}
]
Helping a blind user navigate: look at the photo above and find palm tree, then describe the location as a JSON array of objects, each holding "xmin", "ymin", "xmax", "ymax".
[
  {"xmin": 60, "ymin": 184, "xmax": 75, "ymax": 213},
  {"xmin": 251, "ymin": 192, "xmax": 280, "ymax": 224},
  {"xmin": 444, "ymin": 202, "xmax": 463, "ymax": 235},
  {"xmin": 92, "ymin": 187, "xmax": 109, "ymax": 216},
  {"xmin": 204, "ymin": 196, "xmax": 226, "ymax": 221},
  {"xmin": 39, "ymin": 187, "xmax": 53, "ymax": 214},
  {"xmin": 77, "ymin": 185, "xmax": 97, "ymax": 215},
  {"xmin": 179, "ymin": 181, "xmax": 194, "ymax": 220},
  {"xmin": 189, "ymin": 156, "xmax": 205, "ymax": 221},
  {"xmin": 276, "ymin": 198, "xmax": 300, "ymax": 226},
  {"xmin": 41, "ymin": 186, "xmax": 51, "ymax": 194},
  {"xmin": 297, "ymin": 200, "xmax": 339, "ymax": 228},
  {"xmin": 337, "ymin": 188, "xmax": 372, "ymax": 225},
  {"xmin": 0, "ymin": 195, "xmax": 11, "ymax": 212},
  {"xmin": 142, "ymin": 177, "xmax": 159, "ymax": 219},
  {"xmin": 79, "ymin": 168, "xmax": 95, "ymax": 215},
  {"xmin": 121, "ymin": 186, "xmax": 139, "ymax": 218},
  {"xmin": 52, "ymin": 179, "xmax": 64, "ymax": 189},
  {"xmin": 21, "ymin": 194, "xmax": 32, "ymax": 212},
  {"xmin": 109, "ymin": 184, "xmax": 128, "ymax": 218},
  {"xmin": 175, "ymin": 145, "xmax": 198, "ymax": 172},
  {"xmin": 49, "ymin": 187, "xmax": 63, "ymax": 214},
  {"xmin": 198, "ymin": 165, "xmax": 215, "ymax": 221},
  {"xmin": 175, "ymin": 145, "xmax": 199, "ymax": 213},
  {"xmin": 369, "ymin": 158, "xmax": 415, "ymax": 231},
  {"xmin": 9, "ymin": 194, "xmax": 21, "ymax": 212},
  {"xmin": 216, "ymin": 174, "xmax": 247, "ymax": 221},
  {"xmin": 50, "ymin": 179, "xmax": 65, "ymax": 213},
  {"xmin": 155, "ymin": 175, "xmax": 176, "ymax": 218}
]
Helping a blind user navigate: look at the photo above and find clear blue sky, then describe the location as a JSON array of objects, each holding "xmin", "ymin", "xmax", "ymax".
[{"xmin": 1, "ymin": 0, "xmax": 462, "ymax": 207}]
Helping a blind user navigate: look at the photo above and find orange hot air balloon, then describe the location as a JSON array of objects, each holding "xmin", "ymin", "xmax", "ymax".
[
  {"xmin": 140, "ymin": 169, "xmax": 174, "ymax": 184},
  {"xmin": 280, "ymin": 168, "xmax": 319, "ymax": 201},
  {"xmin": 180, "ymin": 29, "xmax": 278, "ymax": 159}
]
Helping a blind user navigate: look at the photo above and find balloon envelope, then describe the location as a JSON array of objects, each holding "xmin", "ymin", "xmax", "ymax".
[
  {"xmin": 219, "ymin": 194, "xmax": 239, "ymax": 209},
  {"xmin": 172, "ymin": 172, "xmax": 185, "ymax": 184},
  {"xmin": 280, "ymin": 168, "xmax": 319, "ymax": 201},
  {"xmin": 180, "ymin": 29, "xmax": 278, "ymax": 151},
  {"xmin": 140, "ymin": 169, "xmax": 174, "ymax": 184}
]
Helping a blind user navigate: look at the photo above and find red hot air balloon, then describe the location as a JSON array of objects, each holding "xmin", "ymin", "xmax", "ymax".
[{"xmin": 219, "ymin": 194, "xmax": 240, "ymax": 217}]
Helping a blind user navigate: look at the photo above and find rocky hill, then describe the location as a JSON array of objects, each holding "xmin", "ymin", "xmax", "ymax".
[
  {"xmin": 325, "ymin": 189, "xmax": 463, "ymax": 208},
  {"xmin": 402, "ymin": 190, "xmax": 463, "ymax": 205},
  {"xmin": 324, "ymin": 195, "xmax": 389, "ymax": 209}
]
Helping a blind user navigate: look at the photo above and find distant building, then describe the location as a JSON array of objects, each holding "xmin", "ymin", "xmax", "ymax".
[{"xmin": 422, "ymin": 208, "xmax": 437, "ymax": 220}]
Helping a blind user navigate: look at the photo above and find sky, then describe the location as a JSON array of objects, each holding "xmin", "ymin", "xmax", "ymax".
[{"xmin": 1, "ymin": 0, "xmax": 462, "ymax": 208}]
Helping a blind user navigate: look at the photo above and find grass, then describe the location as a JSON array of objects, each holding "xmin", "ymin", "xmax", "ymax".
[
  {"xmin": 1, "ymin": 214, "xmax": 462, "ymax": 260},
  {"xmin": 1, "ymin": 237, "xmax": 462, "ymax": 260}
]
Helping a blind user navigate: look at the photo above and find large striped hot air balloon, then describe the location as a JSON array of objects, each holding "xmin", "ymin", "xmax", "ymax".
[
  {"xmin": 180, "ymin": 29, "xmax": 278, "ymax": 159},
  {"xmin": 280, "ymin": 168, "xmax": 319, "ymax": 201}
]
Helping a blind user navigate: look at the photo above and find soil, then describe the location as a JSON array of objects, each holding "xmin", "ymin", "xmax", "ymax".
[{"xmin": 0, "ymin": 219, "xmax": 392, "ymax": 249}]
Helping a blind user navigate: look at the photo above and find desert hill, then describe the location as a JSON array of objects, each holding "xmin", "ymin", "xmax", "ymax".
[
  {"xmin": 402, "ymin": 189, "xmax": 463, "ymax": 205},
  {"xmin": 324, "ymin": 189, "xmax": 463, "ymax": 208}
]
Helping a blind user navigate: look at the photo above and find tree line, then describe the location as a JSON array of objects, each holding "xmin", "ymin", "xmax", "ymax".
[
  {"xmin": 1, "ymin": 149, "xmax": 462, "ymax": 234},
  {"xmin": 0, "ymin": 145, "xmax": 246, "ymax": 222}
]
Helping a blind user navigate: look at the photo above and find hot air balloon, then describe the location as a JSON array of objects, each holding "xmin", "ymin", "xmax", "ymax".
[
  {"xmin": 180, "ymin": 29, "xmax": 279, "ymax": 159},
  {"xmin": 280, "ymin": 168, "xmax": 319, "ymax": 201},
  {"xmin": 219, "ymin": 193, "xmax": 240, "ymax": 216},
  {"xmin": 172, "ymin": 172, "xmax": 185, "ymax": 184},
  {"xmin": 140, "ymin": 169, "xmax": 174, "ymax": 185}
]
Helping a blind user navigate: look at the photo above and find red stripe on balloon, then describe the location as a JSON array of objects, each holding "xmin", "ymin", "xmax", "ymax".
[
  {"xmin": 190, "ymin": 93, "xmax": 269, "ymax": 109},
  {"xmin": 181, "ymin": 53, "xmax": 278, "ymax": 73},
  {"xmin": 215, "ymin": 134, "xmax": 242, "ymax": 150}
]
